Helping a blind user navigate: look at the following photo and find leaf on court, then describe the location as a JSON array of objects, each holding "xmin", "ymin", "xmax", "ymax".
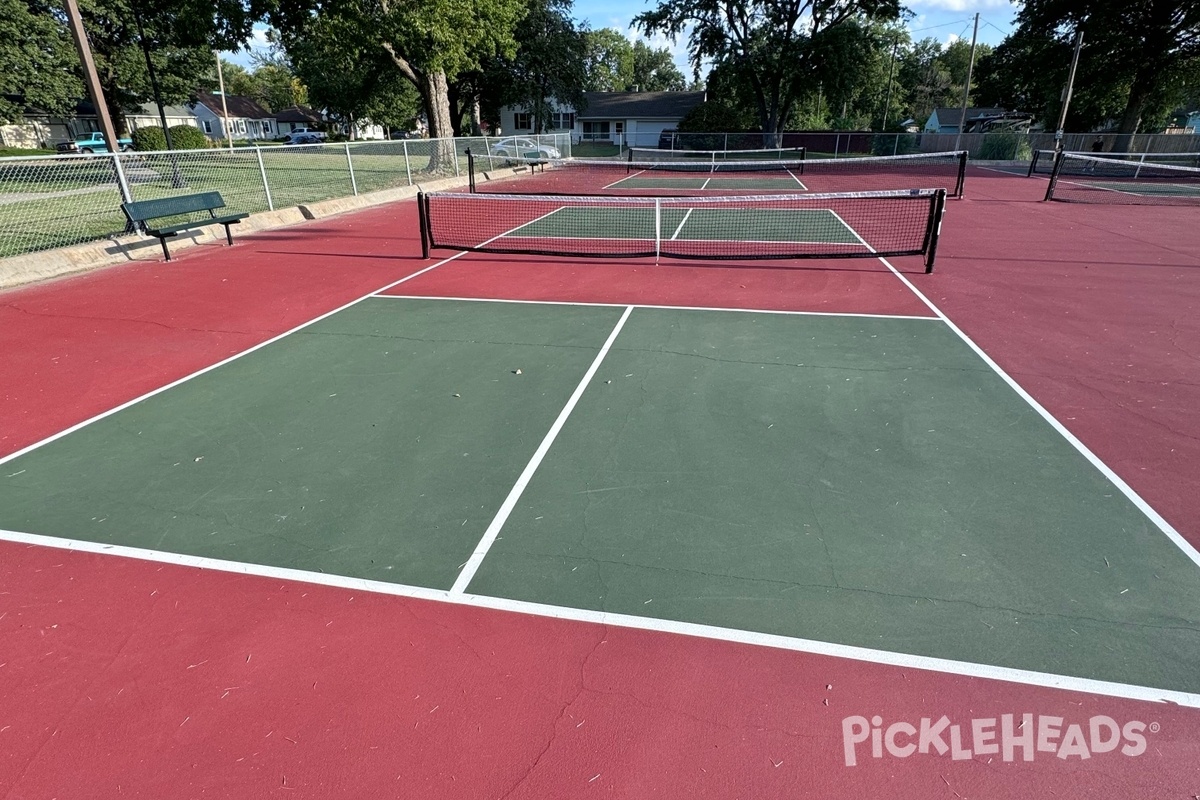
[{"xmin": 513, "ymin": 369, "xmax": 522, "ymax": 375}]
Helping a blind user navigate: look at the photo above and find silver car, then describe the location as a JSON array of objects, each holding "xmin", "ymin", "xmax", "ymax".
[{"xmin": 488, "ymin": 137, "xmax": 561, "ymax": 159}]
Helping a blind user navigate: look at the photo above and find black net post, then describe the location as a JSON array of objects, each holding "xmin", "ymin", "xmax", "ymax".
[
  {"xmin": 923, "ymin": 189, "xmax": 947, "ymax": 273},
  {"xmin": 466, "ymin": 149, "xmax": 476, "ymax": 193},
  {"xmin": 1044, "ymin": 149, "xmax": 1066, "ymax": 201},
  {"xmin": 1026, "ymin": 150, "xmax": 1041, "ymax": 178},
  {"xmin": 417, "ymin": 191, "xmax": 430, "ymax": 258},
  {"xmin": 954, "ymin": 151, "xmax": 968, "ymax": 198}
]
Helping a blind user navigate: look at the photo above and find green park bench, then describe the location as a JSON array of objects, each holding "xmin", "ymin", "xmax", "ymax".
[{"xmin": 121, "ymin": 191, "xmax": 248, "ymax": 261}]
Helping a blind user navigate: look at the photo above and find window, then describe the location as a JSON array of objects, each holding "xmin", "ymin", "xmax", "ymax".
[
  {"xmin": 202, "ymin": 120, "xmax": 213, "ymax": 134},
  {"xmin": 262, "ymin": 120, "xmax": 271, "ymax": 133},
  {"xmin": 514, "ymin": 112, "xmax": 531, "ymax": 130},
  {"xmin": 236, "ymin": 120, "xmax": 246, "ymax": 135},
  {"xmin": 582, "ymin": 121, "xmax": 610, "ymax": 141},
  {"xmin": 551, "ymin": 112, "xmax": 575, "ymax": 130}
]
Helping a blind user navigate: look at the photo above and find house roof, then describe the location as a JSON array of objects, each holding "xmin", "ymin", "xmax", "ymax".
[
  {"xmin": 274, "ymin": 105, "xmax": 323, "ymax": 124},
  {"xmin": 129, "ymin": 104, "xmax": 195, "ymax": 118},
  {"xmin": 576, "ymin": 91, "xmax": 706, "ymax": 120},
  {"xmin": 192, "ymin": 92, "xmax": 273, "ymax": 120},
  {"xmin": 929, "ymin": 107, "xmax": 1007, "ymax": 127}
]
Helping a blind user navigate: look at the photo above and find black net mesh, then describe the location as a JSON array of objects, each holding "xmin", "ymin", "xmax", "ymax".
[
  {"xmin": 626, "ymin": 146, "xmax": 807, "ymax": 162},
  {"xmin": 1045, "ymin": 153, "xmax": 1200, "ymax": 205},
  {"xmin": 1031, "ymin": 149, "xmax": 1200, "ymax": 176},
  {"xmin": 421, "ymin": 189, "xmax": 946, "ymax": 271},
  {"xmin": 471, "ymin": 151, "xmax": 967, "ymax": 198}
]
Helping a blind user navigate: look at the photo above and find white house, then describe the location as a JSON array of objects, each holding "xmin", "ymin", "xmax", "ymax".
[
  {"xmin": 924, "ymin": 107, "xmax": 1007, "ymax": 134},
  {"xmin": 499, "ymin": 91, "xmax": 706, "ymax": 148},
  {"xmin": 189, "ymin": 93, "xmax": 277, "ymax": 141},
  {"xmin": 1187, "ymin": 111, "xmax": 1200, "ymax": 132},
  {"xmin": 126, "ymin": 104, "xmax": 200, "ymax": 133}
]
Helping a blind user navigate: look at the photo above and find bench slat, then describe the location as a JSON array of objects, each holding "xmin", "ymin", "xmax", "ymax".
[{"xmin": 123, "ymin": 191, "xmax": 226, "ymax": 222}]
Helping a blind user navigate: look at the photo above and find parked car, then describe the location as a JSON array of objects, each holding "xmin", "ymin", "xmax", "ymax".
[
  {"xmin": 658, "ymin": 129, "xmax": 677, "ymax": 150},
  {"xmin": 56, "ymin": 131, "xmax": 133, "ymax": 154},
  {"xmin": 488, "ymin": 137, "xmax": 561, "ymax": 159},
  {"xmin": 285, "ymin": 132, "xmax": 324, "ymax": 145}
]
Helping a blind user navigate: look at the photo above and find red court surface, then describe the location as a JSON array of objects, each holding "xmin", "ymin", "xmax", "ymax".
[{"xmin": 3, "ymin": 165, "xmax": 1199, "ymax": 798}]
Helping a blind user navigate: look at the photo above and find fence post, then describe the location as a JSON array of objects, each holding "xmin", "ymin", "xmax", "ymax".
[
  {"xmin": 255, "ymin": 146, "xmax": 274, "ymax": 210},
  {"xmin": 724, "ymin": 132, "xmax": 729, "ymax": 152},
  {"xmin": 344, "ymin": 142, "xmax": 358, "ymax": 195},
  {"xmin": 453, "ymin": 138, "xmax": 461, "ymax": 177},
  {"xmin": 403, "ymin": 140, "xmax": 412, "ymax": 185},
  {"xmin": 110, "ymin": 152, "xmax": 133, "ymax": 204},
  {"xmin": 893, "ymin": 134, "xmax": 899, "ymax": 156}
]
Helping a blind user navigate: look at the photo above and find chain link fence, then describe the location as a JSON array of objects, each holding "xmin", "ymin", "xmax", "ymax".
[{"xmin": 0, "ymin": 133, "xmax": 570, "ymax": 260}]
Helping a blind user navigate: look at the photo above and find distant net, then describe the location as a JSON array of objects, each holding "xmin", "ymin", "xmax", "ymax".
[
  {"xmin": 626, "ymin": 146, "xmax": 807, "ymax": 163},
  {"xmin": 1044, "ymin": 152, "xmax": 1200, "ymax": 205},
  {"xmin": 419, "ymin": 189, "xmax": 948, "ymax": 272},
  {"xmin": 1030, "ymin": 149, "xmax": 1200, "ymax": 177},
  {"xmin": 469, "ymin": 150, "xmax": 968, "ymax": 198}
]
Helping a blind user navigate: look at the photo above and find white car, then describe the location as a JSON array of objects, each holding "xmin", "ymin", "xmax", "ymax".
[{"xmin": 488, "ymin": 137, "xmax": 561, "ymax": 159}]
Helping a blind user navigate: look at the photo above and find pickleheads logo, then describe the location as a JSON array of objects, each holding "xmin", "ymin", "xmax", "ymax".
[{"xmin": 841, "ymin": 714, "xmax": 1155, "ymax": 767}]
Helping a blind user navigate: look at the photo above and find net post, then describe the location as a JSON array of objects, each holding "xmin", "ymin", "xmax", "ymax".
[
  {"xmin": 654, "ymin": 197, "xmax": 661, "ymax": 265},
  {"xmin": 417, "ymin": 191, "xmax": 430, "ymax": 259},
  {"xmin": 1044, "ymin": 149, "xmax": 1066, "ymax": 201},
  {"xmin": 799, "ymin": 146, "xmax": 807, "ymax": 175},
  {"xmin": 924, "ymin": 189, "xmax": 947, "ymax": 273},
  {"xmin": 955, "ymin": 151, "xmax": 967, "ymax": 198},
  {"xmin": 466, "ymin": 148, "xmax": 476, "ymax": 193}
]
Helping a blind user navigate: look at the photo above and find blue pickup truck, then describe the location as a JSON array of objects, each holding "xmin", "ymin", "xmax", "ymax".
[{"xmin": 56, "ymin": 132, "xmax": 133, "ymax": 154}]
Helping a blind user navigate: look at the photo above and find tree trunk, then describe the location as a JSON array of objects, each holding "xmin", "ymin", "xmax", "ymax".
[
  {"xmin": 470, "ymin": 96, "xmax": 483, "ymax": 136},
  {"xmin": 1113, "ymin": 70, "xmax": 1155, "ymax": 153},
  {"xmin": 423, "ymin": 69, "xmax": 457, "ymax": 172}
]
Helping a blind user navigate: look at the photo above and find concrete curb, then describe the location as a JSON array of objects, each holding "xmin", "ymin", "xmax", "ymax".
[{"xmin": 0, "ymin": 176, "xmax": 469, "ymax": 291}]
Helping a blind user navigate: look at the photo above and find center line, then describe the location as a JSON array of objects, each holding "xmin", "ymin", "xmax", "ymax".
[
  {"xmin": 449, "ymin": 305, "xmax": 636, "ymax": 594},
  {"xmin": 670, "ymin": 208, "xmax": 694, "ymax": 240}
]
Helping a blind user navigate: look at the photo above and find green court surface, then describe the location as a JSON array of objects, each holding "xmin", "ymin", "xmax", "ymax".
[
  {"xmin": 2, "ymin": 299, "xmax": 1199, "ymax": 694},
  {"xmin": 610, "ymin": 174, "xmax": 806, "ymax": 192},
  {"xmin": 509, "ymin": 206, "xmax": 861, "ymax": 244},
  {"xmin": 1075, "ymin": 180, "xmax": 1200, "ymax": 198}
]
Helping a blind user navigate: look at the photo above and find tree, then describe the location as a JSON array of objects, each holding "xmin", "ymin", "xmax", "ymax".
[
  {"xmin": 635, "ymin": 0, "xmax": 901, "ymax": 143},
  {"xmin": 1008, "ymin": 0, "xmax": 1200, "ymax": 144},
  {"xmin": 485, "ymin": 0, "xmax": 587, "ymax": 132},
  {"xmin": 628, "ymin": 40, "xmax": 686, "ymax": 90},
  {"xmin": 271, "ymin": 0, "xmax": 526, "ymax": 169},
  {"xmin": 0, "ymin": 1, "xmax": 81, "ymax": 123},
  {"xmin": 582, "ymin": 28, "xmax": 631, "ymax": 91}
]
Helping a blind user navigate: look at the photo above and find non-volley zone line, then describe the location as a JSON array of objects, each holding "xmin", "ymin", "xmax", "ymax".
[
  {"xmin": 3, "ymin": 525, "xmax": 1197, "ymax": 709},
  {"xmin": 372, "ymin": 295, "xmax": 938, "ymax": 321}
]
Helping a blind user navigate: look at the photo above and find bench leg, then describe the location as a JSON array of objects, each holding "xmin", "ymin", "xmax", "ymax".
[
  {"xmin": 223, "ymin": 224, "xmax": 234, "ymax": 246},
  {"xmin": 159, "ymin": 236, "xmax": 172, "ymax": 262}
]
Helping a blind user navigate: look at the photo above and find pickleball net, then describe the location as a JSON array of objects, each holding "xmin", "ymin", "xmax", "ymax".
[
  {"xmin": 1029, "ymin": 149, "xmax": 1200, "ymax": 177},
  {"xmin": 468, "ymin": 150, "xmax": 968, "ymax": 198},
  {"xmin": 418, "ymin": 188, "xmax": 948, "ymax": 272},
  {"xmin": 626, "ymin": 146, "xmax": 807, "ymax": 163},
  {"xmin": 1043, "ymin": 151, "xmax": 1200, "ymax": 205}
]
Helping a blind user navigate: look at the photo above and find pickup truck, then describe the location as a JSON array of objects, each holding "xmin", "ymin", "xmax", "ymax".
[{"xmin": 56, "ymin": 132, "xmax": 133, "ymax": 154}]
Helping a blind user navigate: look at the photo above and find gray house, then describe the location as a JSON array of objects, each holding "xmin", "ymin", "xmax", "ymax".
[
  {"xmin": 499, "ymin": 91, "xmax": 706, "ymax": 148},
  {"xmin": 189, "ymin": 93, "xmax": 277, "ymax": 141},
  {"xmin": 924, "ymin": 107, "xmax": 1007, "ymax": 134}
]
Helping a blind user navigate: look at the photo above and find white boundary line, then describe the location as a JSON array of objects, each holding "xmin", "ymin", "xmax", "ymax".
[
  {"xmin": 670, "ymin": 208, "xmax": 694, "ymax": 240},
  {"xmin": 449, "ymin": 304, "xmax": 635, "ymax": 594},
  {"xmin": 374, "ymin": 294, "xmax": 939, "ymax": 321},
  {"xmin": 879, "ymin": 258, "xmax": 1200, "ymax": 570},
  {"xmin": 0, "ymin": 210, "xmax": 564, "ymax": 470},
  {"xmin": 787, "ymin": 168, "xmax": 806, "ymax": 188},
  {"xmin": 602, "ymin": 169, "xmax": 646, "ymax": 190},
  {"xmin": 1, "ymin": 525, "xmax": 1196, "ymax": 708}
]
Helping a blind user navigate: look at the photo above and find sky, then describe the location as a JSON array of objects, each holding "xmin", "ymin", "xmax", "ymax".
[{"xmin": 221, "ymin": 1, "xmax": 1019, "ymax": 75}]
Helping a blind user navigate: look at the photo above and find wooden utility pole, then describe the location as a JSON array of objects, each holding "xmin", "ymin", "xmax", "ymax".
[
  {"xmin": 63, "ymin": 0, "xmax": 131, "ymax": 203},
  {"xmin": 1054, "ymin": 27, "xmax": 1085, "ymax": 153},
  {"xmin": 215, "ymin": 52, "xmax": 234, "ymax": 151},
  {"xmin": 953, "ymin": 13, "xmax": 980, "ymax": 152}
]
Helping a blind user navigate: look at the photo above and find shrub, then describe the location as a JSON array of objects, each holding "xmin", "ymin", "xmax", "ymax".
[
  {"xmin": 871, "ymin": 133, "xmax": 919, "ymax": 156},
  {"xmin": 131, "ymin": 126, "xmax": 167, "ymax": 152},
  {"xmin": 978, "ymin": 133, "xmax": 1031, "ymax": 160},
  {"xmin": 169, "ymin": 124, "xmax": 209, "ymax": 150}
]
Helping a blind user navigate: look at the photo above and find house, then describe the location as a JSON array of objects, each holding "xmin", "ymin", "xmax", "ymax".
[
  {"xmin": 924, "ymin": 107, "xmax": 1007, "ymax": 134},
  {"xmin": 499, "ymin": 91, "xmax": 707, "ymax": 148},
  {"xmin": 189, "ymin": 93, "xmax": 277, "ymax": 141},
  {"xmin": 0, "ymin": 97, "xmax": 99, "ymax": 148},
  {"xmin": 126, "ymin": 104, "xmax": 200, "ymax": 132},
  {"xmin": 1187, "ymin": 111, "xmax": 1200, "ymax": 132},
  {"xmin": 274, "ymin": 105, "xmax": 324, "ymax": 136}
]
